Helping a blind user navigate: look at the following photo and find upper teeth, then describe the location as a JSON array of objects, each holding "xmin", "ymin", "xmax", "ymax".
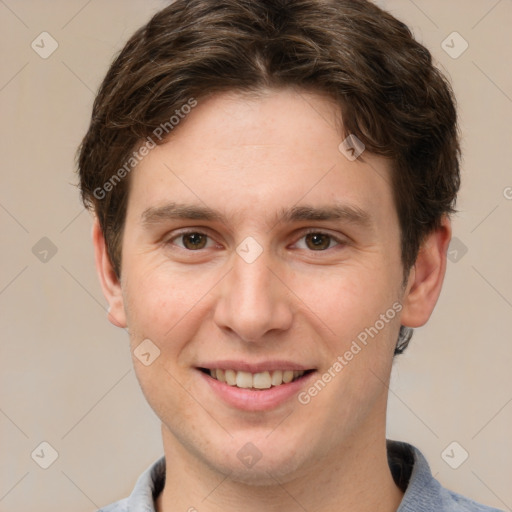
[{"xmin": 209, "ymin": 369, "xmax": 306, "ymax": 389}]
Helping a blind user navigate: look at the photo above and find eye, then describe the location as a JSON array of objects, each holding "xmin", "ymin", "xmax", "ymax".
[
  {"xmin": 294, "ymin": 231, "xmax": 344, "ymax": 251},
  {"xmin": 165, "ymin": 229, "xmax": 345, "ymax": 252},
  {"xmin": 167, "ymin": 231, "xmax": 215, "ymax": 251}
]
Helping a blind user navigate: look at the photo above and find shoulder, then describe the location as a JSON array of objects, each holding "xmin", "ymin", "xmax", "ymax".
[
  {"xmin": 388, "ymin": 440, "xmax": 505, "ymax": 512},
  {"xmin": 96, "ymin": 497, "xmax": 129, "ymax": 512},
  {"xmin": 439, "ymin": 488, "xmax": 504, "ymax": 512},
  {"xmin": 95, "ymin": 456, "xmax": 166, "ymax": 512}
]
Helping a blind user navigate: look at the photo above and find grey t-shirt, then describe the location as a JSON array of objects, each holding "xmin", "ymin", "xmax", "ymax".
[{"xmin": 97, "ymin": 440, "xmax": 504, "ymax": 511}]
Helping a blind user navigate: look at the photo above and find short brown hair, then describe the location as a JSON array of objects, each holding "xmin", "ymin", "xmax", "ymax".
[{"xmin": 77, "ymin": 0, "xmax": 460, "ymax": 353}]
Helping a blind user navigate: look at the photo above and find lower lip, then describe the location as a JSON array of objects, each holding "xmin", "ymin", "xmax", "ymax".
[{"xmin": 198, "ymin": 370, "xmax": 317, "ymax": 411}]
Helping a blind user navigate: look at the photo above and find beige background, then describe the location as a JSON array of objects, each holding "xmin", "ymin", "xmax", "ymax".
[{"xmin": 1, "ymin": 1, "xmax": 511, "ymax": 511}]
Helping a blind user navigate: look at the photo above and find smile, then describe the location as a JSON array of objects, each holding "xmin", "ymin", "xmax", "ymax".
[{"xmin": 200, "ymin": 368, "xmax": 314, "ymax": 389}]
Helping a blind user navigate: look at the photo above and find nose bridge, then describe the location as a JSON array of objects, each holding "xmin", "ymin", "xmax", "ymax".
[
  {"xmin": 233, "ymin": 249, "xmax": 273, "ymax": 306},
  {"xmin": 213, "ymin": 244, "xmax": 292, "ymax": 342}
]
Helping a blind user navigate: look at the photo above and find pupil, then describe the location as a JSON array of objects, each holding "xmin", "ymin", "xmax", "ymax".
[
  {"xmin": 185, "ymin": 233, "xmax": 205, "ymax": 249},
  {"xmin": 307, "ymin": 233, "xmax": 329, "ymax": 250}
]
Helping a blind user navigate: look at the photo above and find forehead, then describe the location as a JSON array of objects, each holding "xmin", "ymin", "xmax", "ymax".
[{"xmin": 126, "ymin": 88, "xmax": 396, "ymax": 230}]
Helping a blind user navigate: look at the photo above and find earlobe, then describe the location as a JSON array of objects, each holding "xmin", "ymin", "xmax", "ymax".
[
  {"xmin": 91, "ymin": 217, "xmax": 127, "ymax": 328},
  {"xmin": 400, "ymin": 216, "xmax": 452, "ymax": 328}
]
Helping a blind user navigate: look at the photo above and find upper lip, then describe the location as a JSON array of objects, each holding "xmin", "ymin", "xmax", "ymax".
[{"xmin": 197, "ymin": 360, "xmax": 315, "ymax": 373}]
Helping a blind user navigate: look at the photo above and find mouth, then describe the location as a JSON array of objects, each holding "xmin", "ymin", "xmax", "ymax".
[{"xmin": 198, "ymin": 368, "xmax": 315, "ymax": 390}]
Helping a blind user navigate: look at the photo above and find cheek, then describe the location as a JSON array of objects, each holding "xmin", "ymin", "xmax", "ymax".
[
  {"xmin": 123, "ymin": 260, "xmax": 207, "ymax": 336},
  {"xmin": 123, "ymin": 264, "xmax": 208, "ymax": 414},
  {"xmin": 122, "ymin": 260, "xmax": 228, "ymax": 380},
  {"xmin": 297, "ymin": 261, "xmax": 401, "ymax": 339}
]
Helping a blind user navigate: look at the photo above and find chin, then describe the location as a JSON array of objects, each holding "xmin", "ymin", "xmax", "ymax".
[
  {"xmin": 203, "ymin": 439, "xmax": 309, "ymax": 486},
  {"xmin": 219, "ymin": 459, "xmax": 304, "ymax": 487}
]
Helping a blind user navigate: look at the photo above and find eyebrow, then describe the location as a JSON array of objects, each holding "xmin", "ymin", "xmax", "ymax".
[{"xmin": 141, "ymin": 202, "xmax": 372, "ymax": 229}]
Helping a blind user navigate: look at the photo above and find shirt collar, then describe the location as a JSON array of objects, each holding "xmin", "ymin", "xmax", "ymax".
[
  {"xmin": 126, "ymin": 456, "xmax": 165, "ymax": 512},
  {"xmin": 126, "ymin": 441, "xmax": 434, "ymax": 511},
  {"xmin": 388, "ymin": 440, "xmax": 446, "ymax": 511}
]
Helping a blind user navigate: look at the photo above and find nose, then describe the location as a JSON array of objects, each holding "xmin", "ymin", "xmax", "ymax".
[{"xmin": 213, "ymin": 249, "xmax": 293, "ymax": 343}]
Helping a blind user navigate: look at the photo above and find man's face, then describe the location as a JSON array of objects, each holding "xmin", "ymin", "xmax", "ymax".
[{"xmin": 113, "ymin": 89, "xmax": 409, "ymax": 482}]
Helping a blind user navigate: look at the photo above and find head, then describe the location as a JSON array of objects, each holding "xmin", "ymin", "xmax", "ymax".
[{"xmin": 78, "ymin": 0, "xmax": 459, "ymax": 485}]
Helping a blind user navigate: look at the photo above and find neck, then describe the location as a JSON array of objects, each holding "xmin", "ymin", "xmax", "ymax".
[{"xmin": 156, "ymin": 423, "xmax": 403, "ymax": 512}]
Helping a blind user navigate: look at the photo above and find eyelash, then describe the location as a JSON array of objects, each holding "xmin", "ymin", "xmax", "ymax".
[{"xmin": 165, "ymin": 229, "xmax": 347, "ymax": 252}]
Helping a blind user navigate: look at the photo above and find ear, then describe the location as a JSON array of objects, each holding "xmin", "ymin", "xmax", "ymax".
[
  {"xmin": 400, "ymin": 215, "xmax": 452, "ymax": 328},
  {"xmin": 92, "ymin": 217, "xmax": 127, "ymax": 328}
]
